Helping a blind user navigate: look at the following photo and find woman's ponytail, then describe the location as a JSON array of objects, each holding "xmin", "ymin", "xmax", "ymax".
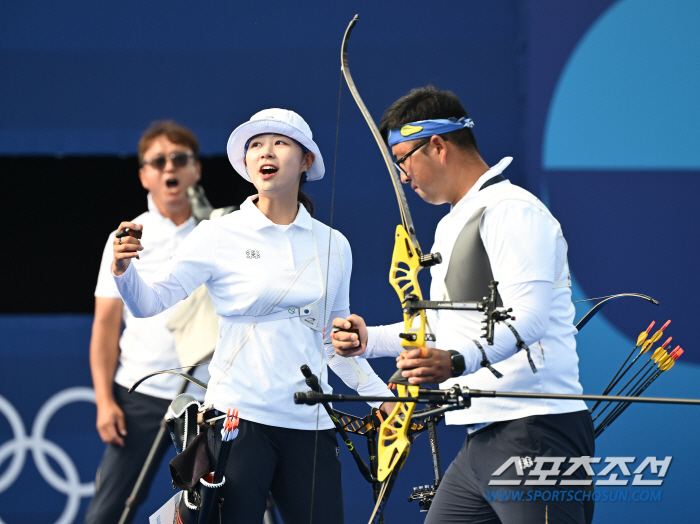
[{"xmin": 297, "ymin": 175, "xmax": 314, "ymax": 216}]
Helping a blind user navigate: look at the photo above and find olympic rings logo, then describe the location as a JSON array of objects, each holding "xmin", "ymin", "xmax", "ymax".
[{"xmin": 0, "ymin": 388, "xmax": 96, "ymax": 524}]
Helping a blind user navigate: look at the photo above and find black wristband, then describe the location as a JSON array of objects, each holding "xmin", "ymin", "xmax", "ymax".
[{"xmin": 447, "ymin": 350, "xmax": 466, "ymax": 377}]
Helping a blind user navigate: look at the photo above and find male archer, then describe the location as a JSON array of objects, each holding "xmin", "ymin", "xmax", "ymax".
[{"xmin": 332, "ymin": 86, "xmax": 595, "ymax": 523}]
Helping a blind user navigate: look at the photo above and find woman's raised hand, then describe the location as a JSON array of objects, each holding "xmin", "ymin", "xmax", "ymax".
[
  {"xmin": 331, "ymin": 314, "xmax": 368, "ymax": 357},
  {"xmin": 112, "ymin": 222, "xmax": 144, "ymax": 276}
]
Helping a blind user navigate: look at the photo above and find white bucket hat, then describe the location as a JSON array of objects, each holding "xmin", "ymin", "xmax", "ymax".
[{"xmin": 227, "ymin": 108, "xmax": 325, "ymax": 182}]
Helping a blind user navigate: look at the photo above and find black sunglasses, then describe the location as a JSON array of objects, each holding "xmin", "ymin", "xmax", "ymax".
[
  {"xmin": 393, "ymin": 138, "xmax": 430, "ymax": 175},
  {"xmin": 140, "ymin": 151, "xmax": 196, "ymax": 170}
]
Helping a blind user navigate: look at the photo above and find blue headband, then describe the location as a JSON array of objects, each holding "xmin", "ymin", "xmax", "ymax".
[{"xmin": 387, "ymin": 117, "xmax": 474, "ymax": 146}]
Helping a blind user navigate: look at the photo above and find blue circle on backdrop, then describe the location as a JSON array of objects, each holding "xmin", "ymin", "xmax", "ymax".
[
  {"xmin": 542, "ymin": 0, "xmax": 700, "ymax": 364},
  {"xmin": 544, "ymin": 0, "xmax": 700, "ymax": 170},
  {"xmin": 541, "ymin": 5, "xmax": 700, "ymax": 522}
]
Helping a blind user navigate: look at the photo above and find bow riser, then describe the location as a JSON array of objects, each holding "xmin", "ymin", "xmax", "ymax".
[
  {"xmin": 390, "ymin": 225, "xmax": 428, "ymax": 348},
  {"xmin": 376, "ymin": 384, "xmax": 420, "ymax": 481}
]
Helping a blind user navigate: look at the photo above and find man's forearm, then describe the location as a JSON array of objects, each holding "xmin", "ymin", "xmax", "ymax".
[
  {"xmin": 89, "ymin": 315, "xmax": 121, "ymax": 403},
  {"xmin": 365, "ymin": 321, "xmax": 406, "ymax": 358},
  {"xmin": 456, "ymin": 280, "xmax": 552, "ymax": 375}
]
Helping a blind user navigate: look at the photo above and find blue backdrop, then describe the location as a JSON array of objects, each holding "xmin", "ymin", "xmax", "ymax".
[{"xmin": 2, "ymin": 1, "xmax": 699, "ymax": 522}]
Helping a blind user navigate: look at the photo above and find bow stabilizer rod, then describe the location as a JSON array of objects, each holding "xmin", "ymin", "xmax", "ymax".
[{"xmin": 294, "ymin": 386, "xmax": 700, "ymax": 407}]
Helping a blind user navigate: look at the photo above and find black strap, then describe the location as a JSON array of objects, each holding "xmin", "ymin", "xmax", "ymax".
[
  {"xmin": 502, "ymin": 321, "xmax": 537, "ymax": 373},
  {"xmin": 472, "ymin": 339, "xmax": 503, "ymax": 378},
  {"xmin": 479, "ymin": 173, "xmax": 506, "ymax": 191}
]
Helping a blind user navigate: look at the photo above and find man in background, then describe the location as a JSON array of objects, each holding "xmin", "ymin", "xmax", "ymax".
[{"xmin": 87, "ymin": 120, "xmax": 212, "ymax": 524}]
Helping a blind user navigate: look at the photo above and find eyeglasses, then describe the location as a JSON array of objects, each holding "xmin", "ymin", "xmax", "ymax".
[
  {"xmin": 393, "ymin": 138, "xmax": 430, "ymax": 175},
  {"xmin": 140, "ymin": 152, "xmax": 196, "ymax": 170}
]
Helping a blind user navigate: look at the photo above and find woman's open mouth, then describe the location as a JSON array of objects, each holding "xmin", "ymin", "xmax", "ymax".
[
  {"xmin": 166, "ymin": 178, "xmax": 179, "ymax": 188},
  {"xmin": 260, "ymin": 165, "xmax": 279, "ymax": 178}
]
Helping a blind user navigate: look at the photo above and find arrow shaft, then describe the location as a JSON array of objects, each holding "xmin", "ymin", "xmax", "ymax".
[
  {"xmin": 592, "ymin": 358, "xmax": 656, "ymax": 422},
  {"xmin": 625, "ymin": 365, "xmax": 660, "ymax": 401},
  {"xmin": 590, "ymin": 345, "xmax": 639, "ymax": 413},
  {"xmin": 594, "ymin": 369, "xmax": 666, "ymax": 438},
  {"xmin": 606, "ymin": 350, "xmax": 646, "ymax": 394}
]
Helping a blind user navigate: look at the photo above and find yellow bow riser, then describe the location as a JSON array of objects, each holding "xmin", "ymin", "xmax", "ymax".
[
  {"xmin": 376, "ymin": 384, "xmax": 420, "ymax": 481},
  {"xmin": 389, "ymin": 224, "xmax": 427, "ymax": 348}
]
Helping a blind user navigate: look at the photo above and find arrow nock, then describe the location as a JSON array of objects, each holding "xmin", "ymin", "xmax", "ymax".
[{"xmin": 670, "ymin": 347, "xmax": 683, "ymax": 360}]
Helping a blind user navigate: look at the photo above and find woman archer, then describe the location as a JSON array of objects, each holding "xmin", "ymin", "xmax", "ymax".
[{"xmin": 111, "ymin": 108, "xmax": 394, "ymax": 523}]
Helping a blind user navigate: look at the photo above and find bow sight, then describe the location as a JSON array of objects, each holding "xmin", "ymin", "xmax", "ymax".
[{"xmin": 399, "ymin": 280, "xmax": 513, "ymax": 346}]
